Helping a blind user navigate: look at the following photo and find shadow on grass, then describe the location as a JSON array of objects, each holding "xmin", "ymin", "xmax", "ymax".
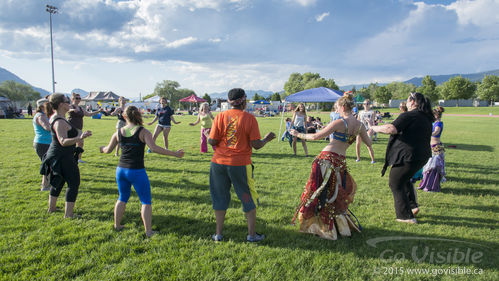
[
  {"xmin": 440, "ymin": 185, "xmax": 499, "ymax": 197},
  {"xmin": 149, "ymin": 214, "xmax": 497, "ymax": 270},
  {"xmin": 461, "ymin": 204, "xmax": 499, "ymax": 213},
  {"xmin": 147, "ymin": 166, "xmax": 209, "ymax": 175},
  {"xmin": 422, "ymin": 214, "xmax": 498, "ymax": 229},
  {"xmin": 443, "ymin": 176, "xmax": 499, "ymax": 188},
  {"xmin": 445, "ymin": 143, "xmax": 494, "ymax": 152},
  {"xmin": 446, "ymin": 162, "xmax": 499, "ymax": 174}
]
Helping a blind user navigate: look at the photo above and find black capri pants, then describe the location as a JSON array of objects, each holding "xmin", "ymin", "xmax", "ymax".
[
  {"xmin": 388, "ymin": 160, "xmax": 425, "ymax": 220},
  {"xmin": 49, "ymin": 156, "xmax": 80, "ymax": 202},
  {"xmin": 34, "ymin": 143, "xmax": 50, "ymax": 161}
]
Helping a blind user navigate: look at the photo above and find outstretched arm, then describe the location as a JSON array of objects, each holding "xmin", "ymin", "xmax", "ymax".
[
  {"xmin": 171, "ymin": 115, "xmax": 180, "ymax": 124},
  {"xmin": 147, "ymin": 116, "xmax": 158, "ymax": 126},
  {"xmin": 100, "ymin": 132, "xmax": 119, "ymax": 153},
  {"xmin": 189, "ymin": 115, "xmax": 201, "ymax": 126},
  {"xmin": 290, "ymin": 119, "xmax": 341, "ymax": 141},
  {"xmin": 250, "ymin": 132, "xmax": 276, "ymax": 150},
  {"xmin": 142, "ymin": 129, "xmax": 184, "ymax": 158},
  {"xmin": 371, "ymin": 124, "xmax": 397, "ymax": 135}
]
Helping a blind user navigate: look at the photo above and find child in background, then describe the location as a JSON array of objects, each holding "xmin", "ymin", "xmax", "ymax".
[{"xmin": 281, "ymin": 117, "xmax": 292, "ymax": 141}]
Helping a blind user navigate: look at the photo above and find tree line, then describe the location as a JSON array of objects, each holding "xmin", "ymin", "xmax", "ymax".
[{"xmin": 1, "ymin": 73, "xmax": 498, "ymax": 107}]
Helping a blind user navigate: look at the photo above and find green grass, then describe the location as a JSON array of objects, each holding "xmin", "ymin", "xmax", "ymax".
[{"xmin": 1, "ymin": 109, "xmax": 498, "ymax": 280}]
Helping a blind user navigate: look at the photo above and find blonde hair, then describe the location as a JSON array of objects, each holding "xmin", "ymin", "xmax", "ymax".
[
  {"xmin": 337, "ymin": 93, "xmax": 355, "ymax": 112},
  {"xmin": 200, "ymin": 102, "xmax": 210, "ymax": 113}
]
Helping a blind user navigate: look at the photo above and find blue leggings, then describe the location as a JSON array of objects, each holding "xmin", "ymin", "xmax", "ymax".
[{"xmin": 116, "ymin": 167, "xmax": 151, "ymax": 205}]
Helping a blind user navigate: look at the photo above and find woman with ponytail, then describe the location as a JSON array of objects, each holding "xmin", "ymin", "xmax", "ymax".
[
  {"xmin": 100, "ymin": 106, "xmax": 184, "ymax": 238},
  {"xmin": 371, "ymin": 92, "xmax": 434, "ymax": 224},
  {"xmin": 289, "ymin": 93, "xmax": 371, "ymax": 240},
  {"xmin": 41, "ymin": 94, "xmax": 93, "ymax": 218},
  {"xmin": 418, "ymin": 106, "xmax": 446, "ymax": 192}
]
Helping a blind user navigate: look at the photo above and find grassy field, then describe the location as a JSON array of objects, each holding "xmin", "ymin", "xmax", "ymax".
[{"xmin": 0, "ymin": 109, "xmax": 497, "ymax": 280}]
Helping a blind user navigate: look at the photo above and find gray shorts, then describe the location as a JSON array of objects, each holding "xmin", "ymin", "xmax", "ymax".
[{"xmin": 209, "ymin": 162, "xmax": 257, "ymax": 212}]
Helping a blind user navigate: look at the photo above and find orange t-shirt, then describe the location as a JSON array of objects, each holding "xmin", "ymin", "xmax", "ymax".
[{"xmin": 210, "ymin": 109, "xmax": 261, "ymax": 166}]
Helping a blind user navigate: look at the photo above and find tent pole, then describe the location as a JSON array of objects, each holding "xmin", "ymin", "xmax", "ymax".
[{"xmin": 278, "ymin": 102, "xmax": 286, "ymax": 142}]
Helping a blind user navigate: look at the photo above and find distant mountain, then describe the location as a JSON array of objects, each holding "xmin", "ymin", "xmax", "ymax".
[
  {"xmin": 0, "ymin": 67, "xmax": 51, "ymax": 96},
  {"xmin": 403, "ymin": 69, "xmax": 499, "ymax": 86},
  {"xmin": 340, "ymin": 69, "xmax": 499, "ymax": 90},
  {"xmin": 209, "ymin": 89, "xmax": 275, "ymax": 100},
  {"xmin": 71, "ymin": 88, "xmax": 89, "ymax": 98}
]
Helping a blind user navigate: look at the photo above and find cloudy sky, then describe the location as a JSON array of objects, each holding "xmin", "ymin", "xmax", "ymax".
[{"xmin": 1, "ymin": 0, "xmax": 498, "ymax": 98}]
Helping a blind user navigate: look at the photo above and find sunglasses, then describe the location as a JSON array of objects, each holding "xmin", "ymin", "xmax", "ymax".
[{"xmin": 75, "ymin": 97, "xmax": 81, "ymax": 100}]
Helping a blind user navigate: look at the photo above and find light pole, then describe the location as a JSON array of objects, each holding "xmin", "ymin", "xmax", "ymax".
[{"xmin": 46, "ymin": 4, "xmax": 58, "ymax": 93}]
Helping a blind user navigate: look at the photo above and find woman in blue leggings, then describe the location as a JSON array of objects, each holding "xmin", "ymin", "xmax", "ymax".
[{"xmin": 100, "ymin": 106, "xmax": 184, "ymax": 237}]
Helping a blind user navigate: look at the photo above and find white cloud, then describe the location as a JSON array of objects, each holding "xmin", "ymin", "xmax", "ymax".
[
  {"xmin": 315, "ymin": 12, "xmax": 330, "ymax": 22},
  {"xmin": 289, "ymin": 0, "xmax": 317, "ymax": 7},
  {"xmin": 445, "ymin": 0, "xmax": 499, "ymax": 27},
  {"xmin": 165, "ymin": 37, "xmax": 198, "ymax": 48}
]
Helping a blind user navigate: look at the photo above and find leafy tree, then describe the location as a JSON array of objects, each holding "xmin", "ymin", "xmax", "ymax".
[
  {"xmin": 476, "ymin": 75, "xmax": 499, "ymax": 105},
  {"xmin": 417, "ymin": 75, "xmax": 439, "ymax": 102},
  {"xmin": 439, "ymin": 76, "xmax": 476, "ymax": 106},
  {"xmin": 283, "ymin": 73, "xmax": 305, "ymax": 97},
  {"xmin": 373, "ymin": 86, "xmax": 392, "ymax": 106},
  {"xmin": 385, "ymin": 82, "xmax": 416, "ymax": 100},
  {"xmin": 252, "ymin": 93, "xmax": 264, "ymax": 101},
  {"xmin": 0, "ymin": 80, "xmax": 40, "ymax": 102},
  {"xmin": 202, "ymin": 93, "xmax": 212, "ymax": 104},
  {"xmin": 143, "ymin": 93, "xmax": 156, "ymax": 100},
  {"xmin": 153, "ymin": 80, "xmax": 180, "ymax": 102},
  {"xmin": 270, "ymin": 92, "xmax": 281, "ymax": 101}
]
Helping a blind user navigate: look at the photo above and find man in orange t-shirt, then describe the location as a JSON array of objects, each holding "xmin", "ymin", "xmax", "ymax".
[{"xmin": 208, "ymin": 88, "xmax": 275, "ymax": 242}]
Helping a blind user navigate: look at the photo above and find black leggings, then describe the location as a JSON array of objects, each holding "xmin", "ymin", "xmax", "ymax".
[
  {"xmin": 50, "ymin": 158, "xmax": 80, "ymax": 202},
  {"xmin": 389, "ymin": 161, "xmax": 425, "ymax": 220}
]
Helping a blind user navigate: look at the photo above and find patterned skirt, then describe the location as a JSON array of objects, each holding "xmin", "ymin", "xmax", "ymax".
[
  {"xmin": 292, "ymin": 151, "xmax": 361, "ymax": 240},
  {"xmin": 419, "ymin": 143, "xmax": 446, "ymax": 192}
]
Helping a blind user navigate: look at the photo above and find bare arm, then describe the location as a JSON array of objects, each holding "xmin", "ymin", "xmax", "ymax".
[
  {"xmin": 208, "ymin": 138, "xmax": 219, "ymax": 146},
  {"xmin": 432, "ymin": 126, "xmax": 441, "ymax": 137},
  {"xmin": 83, "ymin": 108, "xmax": 102, "ymax": 117},
  {"xmin": 141, "ymin": 129, "xmax": 184, "ymax": 157},
  {"xmin": 171, "ymin": 115, "xmax": 180, "ymax": 124},
  {"xmin": 209, "ymin": 112, "xmax": 215, "ymax": 120},
  {"xmin": 147, "ymin": 115, "xmax": 158, "ymax": 126},
  {"xmin": 53, "ymin": 120, "xmax": 92, "ymax": 147},
  {"xmin": 250, "ymin": 132, "xmax": 276, "ymax": 150},
  {"xmin": 109, "ymin": 107, "xmax": 122, "ymax": 116},
  {"xmin": 189, "ymin": 115, "xmax": 201, "ymax": 126},
  {"xmin": 100, "ymin": 132, "xmax": 119, "ymax": 153},
  {"xmin": 290, "ymin": 119, "xmax": 342, "ymax": 141},
  {"xmin": 371, "ymin": 124, "xmax": 397, "ymax": 135},
  {"xmin": 36, "ymin": 114, "xmax": 51, "ymax": 131}
]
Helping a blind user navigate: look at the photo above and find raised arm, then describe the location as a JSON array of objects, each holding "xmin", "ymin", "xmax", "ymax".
[
  {"xmin": 141, "ymin": 128, "xmax": 184, "ymax": 157},
  {"xmin": 100, "ymin": 132, "xmax": 119, "ymax": 153},
  {"xmin": 83, "ymin": 107, "xmax": 102, "ymax": 117},
  {"xmin": 432, "ymin": 126, "xmax": 441, "ymax": 137},
  {"xmin": 109, "ymin": 107, "xmax": 122, "ymax": 116}
]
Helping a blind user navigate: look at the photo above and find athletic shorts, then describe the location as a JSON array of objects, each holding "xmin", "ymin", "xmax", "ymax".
[
  {"xmin": 158, "ymin": 124, "xmax": 171, "ymax": 129},
  {"xmin": 209, "ymin": 162, "xmax": 258, "ymax": 212},
  {"xmin": 116, "ymin": 167, "xmax": 151, "ymax": 205}
]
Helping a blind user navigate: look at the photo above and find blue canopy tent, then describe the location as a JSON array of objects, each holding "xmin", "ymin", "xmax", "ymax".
[
  {"xmin": 252, "ymin": 100, "xmax": 271, "ymax": 104},
  {"xmin": 279, "ymin": 87, "xmax": 344, "ymax": 141}
]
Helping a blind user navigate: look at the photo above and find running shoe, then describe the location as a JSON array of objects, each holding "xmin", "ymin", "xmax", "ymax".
[
  {"xmin": 147, "ymin": 148, "xmax": 152, "ymax": 153},
  {"xmin": 247, "ymin": 233, "xmax": 265, "ymax": 242},
  {"xmin": 211, "ymin": 234, "xmax": 223, "ymax": 242}
]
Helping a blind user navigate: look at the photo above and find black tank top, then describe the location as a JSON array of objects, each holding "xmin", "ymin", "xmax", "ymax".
[
  {"xmin": 50, "ymin": 117, "xmax": 78, "ymax": 153},
  {"xmin": 118, "ymin": 126, "xmax": 145, "ymax": 169}
]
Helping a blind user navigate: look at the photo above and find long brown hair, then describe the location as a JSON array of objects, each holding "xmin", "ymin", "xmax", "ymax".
[
  {"xmin": 124, "ymin": 106, "xmax": 143, "ymax": 126},
  {"xmin": 295, "ymin": 103, "xmax": 306, "ymax": 114}
]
